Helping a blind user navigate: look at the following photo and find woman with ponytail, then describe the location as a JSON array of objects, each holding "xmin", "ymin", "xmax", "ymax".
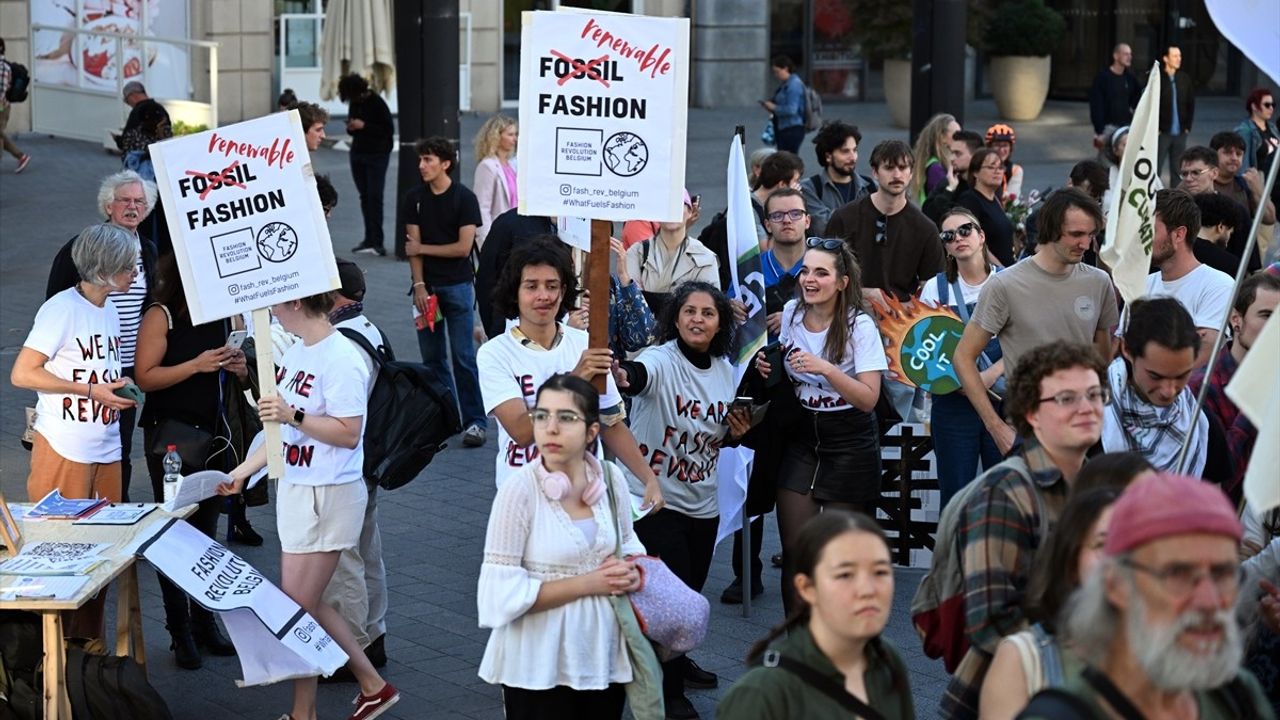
[
  {"xmin": 718, "ymin": 511, "xmax": 913, "ymax": 719},
  {"xmin": 753, "ymin": 239, "xmax": 886, "ymax": 613}
]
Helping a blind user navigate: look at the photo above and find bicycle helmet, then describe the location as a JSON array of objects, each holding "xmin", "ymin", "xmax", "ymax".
[{"xmin": 985, "ymin": 123, "xmax": 1017, "ymax": 146}]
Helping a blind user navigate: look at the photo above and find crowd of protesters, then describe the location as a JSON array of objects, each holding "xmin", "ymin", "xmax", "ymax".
[{"xmin": 9, "ymin": 44, "xmax": 1280, "ymax": 720}]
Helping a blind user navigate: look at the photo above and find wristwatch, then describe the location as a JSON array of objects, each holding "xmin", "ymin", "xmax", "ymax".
[{"xmin": 292, "ymin": 408, "xmax": 305, "ymax": 427}]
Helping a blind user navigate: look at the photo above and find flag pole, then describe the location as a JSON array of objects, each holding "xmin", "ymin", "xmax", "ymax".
[
  {"xmin": 1173, "ymin": 152, "xmax": 1280, "ymax": 475},
  {"xmin": 733, "ymin": 123, "xmax": 754, "ymax": 619}
]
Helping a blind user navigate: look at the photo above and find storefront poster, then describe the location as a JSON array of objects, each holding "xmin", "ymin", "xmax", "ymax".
[
  {"xmin": 516, "ymin": 10, "xmax": 689, "ymax": 222},
  {"xmin": 150, "ymin": 110, "xmax": 339, "ymax": 324},
  {"xmin": 32, "ymin": 0, "xmax": 190, "ymax": 98}
]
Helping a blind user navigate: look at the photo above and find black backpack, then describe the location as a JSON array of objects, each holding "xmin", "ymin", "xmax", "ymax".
[
  {"xmin": 4, "ymin": 62, "xmax": 29, "ymax": 103},
  {"xmin": 0, "ymin": 612, "xmax": 41, "ymax": 720},
  {"xmin": 337, "ymin": 327, "xmax": 462, "ymax": 490},
  {"xmin": 66, "ymin": 647, "xmax": 172, "ymax": 720}
]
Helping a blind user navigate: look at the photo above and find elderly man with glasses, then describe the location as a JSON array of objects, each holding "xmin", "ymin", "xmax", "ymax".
[
  {"xmin": 1018, "ymin": 473, "xmax": 1273, "ymax": 720},
  {"xmin": 45, "ymin": 169, "xmax": 159, "ymax": 501}
]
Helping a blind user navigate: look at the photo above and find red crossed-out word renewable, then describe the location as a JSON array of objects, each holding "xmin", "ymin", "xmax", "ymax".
[
  {"xmin": 549, "ymin": 50, "xmax": 611, "ymax": 88},
  {"xmin": 184, "ymin": 161, "xmax": 249, "ymax": 201}
]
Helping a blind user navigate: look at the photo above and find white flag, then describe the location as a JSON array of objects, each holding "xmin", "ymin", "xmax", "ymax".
[
  {"xmin": 716, "ymin": 135, "xmax": 766, "ymax": 544},
  {"xmin": 1205, "ymin": 0, "xmax": 1280, "ymax": 86},
  {"xmin": 1101, "ymin": 63, "xmax": 1162, "ymax": 304},
  {"xmin": 1225, "ymin": 311, "xmax": 1280, "ymax": 512}
]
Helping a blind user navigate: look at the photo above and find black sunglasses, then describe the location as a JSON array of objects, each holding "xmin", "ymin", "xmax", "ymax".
[
  {"xmin": 805, "ymin": 237, "xmax": 844, "ymax": 250},
  {"xmin": 939, "ymin": 222, "xmax": 978, "ymax": 244}
]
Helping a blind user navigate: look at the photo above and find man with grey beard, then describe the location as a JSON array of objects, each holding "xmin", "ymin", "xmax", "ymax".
[{"xmin": 1018, "ymin": 473, "xmax": 1274, "ymax": 719}]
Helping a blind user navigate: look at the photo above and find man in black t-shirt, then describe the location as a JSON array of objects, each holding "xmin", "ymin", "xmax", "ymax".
[{"xmin": 405, "ymin": 137, "xmax": 488, "ymax": 447}]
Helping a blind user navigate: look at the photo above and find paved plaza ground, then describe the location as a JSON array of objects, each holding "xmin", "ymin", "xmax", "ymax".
[{"xmin": 0, "ymin": 95, "xmax": 1244, "ymax": 718}]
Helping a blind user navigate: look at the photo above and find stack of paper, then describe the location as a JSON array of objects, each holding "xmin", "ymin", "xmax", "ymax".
[
  {"xmin": 0, "ymin": 575, "xmax": 90, "ymax": 601},
  {"xmin": 0, "ymin": 541, "xmax": 109, "ymax": 577},
  {"xmin": 25, "ymin": 490, "xmax": 109, "ymax": 520}
]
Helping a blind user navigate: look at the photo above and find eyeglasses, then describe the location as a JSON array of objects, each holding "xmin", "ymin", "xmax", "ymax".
[
  {"xmin": 529, "ymin": 409, "xmax": 587, "ymax": 426},
  {"xmin": 805, "ymin": 237, "xmax": 844, "ymax": 250},
  {"xmin": 767, "ymin": 209, "xmax": 808, "ymax": 223},
  {"xmin": 1121, "ymin": 558, "xmax": 1245, "ymax": 599},
  {"xmin": 1036, "ymin": 386, "xmax": 1111, "ymax": 408},
  {"xmin": 1179, "ymin": 167, "xmax": 1210, "ymax": 179},
  {"xmin": 874, "ymin": 215, "xmax": 887, "ymax": 245},
  {"xmin": 981, "ymin": 163, "xmax": 1004, "ymax": 172},
  {"xmin": 1263, "ymin": 101, "xmax": 1275, "ymax": 109},
  {"xmin": 113, "ymin": 197, "xmax": 148, "ymax": 207},
  {"xmin": 939, "ymin": 222, "xmax": 978, "ymax": 244}
]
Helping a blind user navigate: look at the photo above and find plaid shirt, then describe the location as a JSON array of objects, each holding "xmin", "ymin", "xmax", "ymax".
[
  {"xmin": 1189, "ymin": 342, "xmax": 1253, "ymax": 504},
  {"xmin": 940, "ymin": 438, "xmax": 1070, "ymax": 719},
  {"xmin": 0, "ymin": 56, "xmax": 10, "ymax": 110}
]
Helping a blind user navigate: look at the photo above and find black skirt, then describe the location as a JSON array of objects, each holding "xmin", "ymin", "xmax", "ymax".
[{"xmin": 776, "ymin": 407, "xmax": 882, "ymax": 503}]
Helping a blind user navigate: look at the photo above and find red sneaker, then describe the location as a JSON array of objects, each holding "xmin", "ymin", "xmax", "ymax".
[
  {"xmin": 348, "ymin": 682, "xmax": 399, "ymax": 720},
  {"xmin": 14, "ymin": 154, "xmax": 30, "ymax": 174}
]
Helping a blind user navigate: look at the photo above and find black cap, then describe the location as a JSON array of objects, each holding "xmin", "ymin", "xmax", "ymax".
[{"xmin": 336, "ymin": 258, "xmax": 366, "ymax": 302}]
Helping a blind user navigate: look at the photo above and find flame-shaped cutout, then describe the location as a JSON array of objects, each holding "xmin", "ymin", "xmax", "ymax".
[{"xmin": 869, "ymin": 295, "xmax": 966, "ymax": 394}]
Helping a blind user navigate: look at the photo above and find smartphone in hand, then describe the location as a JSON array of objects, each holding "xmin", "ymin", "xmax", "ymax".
[{"xmin": 226, "ymin": 329, "xmax": 248, "ymax": 350}]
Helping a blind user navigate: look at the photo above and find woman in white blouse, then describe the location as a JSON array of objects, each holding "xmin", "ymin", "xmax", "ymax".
[
  {"xmin": 472, "ymin": 115, "xmax": 518, "ymax": 250},
  {"xmin": 478, "ymin": 373, "xmax": 644, "ymax": 719}
]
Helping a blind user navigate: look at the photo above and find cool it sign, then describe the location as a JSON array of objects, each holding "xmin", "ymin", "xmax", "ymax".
[
  {"xmin": 871, "ymin": 297, "xmax": 967, "ymax": 395},
  {"xmin": 151, "ymin": 110, "xmax": 339, "ymax": 324},
  {"xmin": 517, "ymin": 10, "xmax": 690, "ymax": 223}
]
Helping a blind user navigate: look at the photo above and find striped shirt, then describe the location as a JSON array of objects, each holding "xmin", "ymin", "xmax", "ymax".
[
  {"xmin": 108, "ymin": 250, "xmax": 147, "ymax": 368},
  {"xmin": 941, "ymin": 439, "xmax": 1070, "ymax": 719}
]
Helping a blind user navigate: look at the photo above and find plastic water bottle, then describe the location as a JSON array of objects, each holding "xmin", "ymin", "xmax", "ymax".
[{"xmin": 162, "ymin": 445, "xmax": 182, "ymax": 504}]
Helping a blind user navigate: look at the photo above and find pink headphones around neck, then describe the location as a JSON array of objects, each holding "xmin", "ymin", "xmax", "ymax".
[{"xmin": 533, "ymin": 453, "xmax": 605, "ymax": 505}]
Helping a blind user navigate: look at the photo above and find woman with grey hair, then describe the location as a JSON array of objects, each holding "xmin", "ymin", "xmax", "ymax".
[
  {"xmin": 46, "ymin": 169, "xmax": 160, "ymax": 501},
  {"xmin": 12, "ymin": 223, "xmax": 139, "ymax": 638}
]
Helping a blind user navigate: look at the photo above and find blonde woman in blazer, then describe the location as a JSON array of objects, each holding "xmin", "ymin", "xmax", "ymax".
[{"xmin": 473, "ymin": 115, "xmax": 519, "ymax": 250}]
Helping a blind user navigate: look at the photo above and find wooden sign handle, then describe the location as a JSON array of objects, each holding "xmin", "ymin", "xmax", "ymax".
[
  {"xmin": 587, "ymin": 220, "xmax": 612, "ymax": 393},
  {"xmin": 252, "ymin": 308, "xmax": 286, "ymax": 480}
]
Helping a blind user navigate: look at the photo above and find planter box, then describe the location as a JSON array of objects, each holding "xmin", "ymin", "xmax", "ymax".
[{"xmin": 990, "ymin": 55, "xmax": 1051, "ymax": 121}]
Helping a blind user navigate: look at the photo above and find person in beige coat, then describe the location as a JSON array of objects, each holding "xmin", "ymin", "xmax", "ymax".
[{"xmin": 472, "ymin": 115, "xmax": 519, "ymax": 250}]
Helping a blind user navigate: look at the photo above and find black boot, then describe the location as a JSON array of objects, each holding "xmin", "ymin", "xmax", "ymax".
[
  {"xmin": 168, "ymin": 624, "xmax": 201, "ymax": 670},
  {"xmin": 661, "ymin": 657, "xmax": 699, "ymax": 719},
  {"xmin": 227, "ymin": 514, "xmax": 263, "ymax": 546},
  {"xmin": 191, "ymin": 610, "xmax": 236, "ymax": 656}
]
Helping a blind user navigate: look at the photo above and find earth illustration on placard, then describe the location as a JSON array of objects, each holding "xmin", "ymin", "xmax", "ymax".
[
  {"xmin": 603, "ymin": 132, "xmax": 648, "ymax": 177},
  {"xmin": 256, "ymin": 222, "xmax": 298, "ymax": 263},
  {"xmin": 869, "ymin": 295, "xmax": 966, "ymax": 395}
]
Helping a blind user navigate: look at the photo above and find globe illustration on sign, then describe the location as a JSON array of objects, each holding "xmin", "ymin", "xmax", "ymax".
[
  {"xmin": 257, "ymin": 222, "xmax": 298, "ymax": 263},
  {"xmin": 603, "ymin": 132, "xmax": 648, "ymax": 177}
]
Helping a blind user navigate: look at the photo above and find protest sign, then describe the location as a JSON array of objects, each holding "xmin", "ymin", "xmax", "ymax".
[
  {"xmin": 139, "ymin": 519, "xmax": 347, "ymax": 685},
  {"xmin": 870, "ymin": 296, "xmax": 965, "ymax": 394},
  {"xmin": 517, "ymin": 10, "xmax": 690, "ymax": 223},
  {"xmin": 150, "ymin": 110, "xmax": 339, "ymax": 325}
]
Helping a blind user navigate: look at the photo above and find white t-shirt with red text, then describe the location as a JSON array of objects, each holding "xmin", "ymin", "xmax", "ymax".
[
  {"xmin": 273, "ymin": 331, "xmax": 370, "ymax": 486},
  {"xmin": 477, "ymin": 324, "xmax": 623, "ymax": 487},
  {"xmin": 780, "ymin": 300, "xmax": 888, "ymax": 412},
  {"xmin": 25, "ymin": 288, "xmax": 123, "ymax": 464}
]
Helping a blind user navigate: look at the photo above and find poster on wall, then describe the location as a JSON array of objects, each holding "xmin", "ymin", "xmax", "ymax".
[{"xmin": 31, "ymin": 0, "xmax": 190, "ymax": 99}]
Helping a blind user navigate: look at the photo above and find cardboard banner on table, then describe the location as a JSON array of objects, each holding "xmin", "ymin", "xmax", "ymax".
[
  {"xmin": 138, "ymin": 519, "xmax": 348, "ymax": 686},
  {"xmin": 869, "ymin": 296, "xmax": 966, "ymax": 394},
  {"xmin": 517, "ymin": 10, "xmax": 690, "ymax": 223},
  {"xmin": 150, "ymin": 110, "xmax": 340, "ymax": 325}
]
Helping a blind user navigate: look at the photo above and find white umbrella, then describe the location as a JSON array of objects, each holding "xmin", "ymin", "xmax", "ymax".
[{"xmin": 319, "ymin": 0, "xmax": 395, "ymax": 101}]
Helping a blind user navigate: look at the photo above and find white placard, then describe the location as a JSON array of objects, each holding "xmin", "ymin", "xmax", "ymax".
[
  {"xmin": 556, "ymin": 216, "xmax": 592, "ymax": 253},
  {"xmin": 517, "ymin": 10, "xmax": 689, "ymax": 223},
  {"xmin": 150, "ymin": 111, "xmax": 340, "ymax": 325},
  {"xmin": 140, "ymin": 519, "xmax": 347, "ymax": 685}
]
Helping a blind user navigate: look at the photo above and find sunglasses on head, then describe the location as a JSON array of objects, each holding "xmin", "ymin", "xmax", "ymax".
[
  {"xmin": 805, "ymin": 237, "xmax": 844, "ymax": 250},
  {"xmin": 939, "ymin": 222, "xmax": 977, "ymax": 244}
]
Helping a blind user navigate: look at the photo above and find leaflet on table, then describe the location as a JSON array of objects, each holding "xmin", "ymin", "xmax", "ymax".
[
  {"xmin": 26, "ymin": 489, "xmax": 109, "ymax": 520},
  {"xmin": 73, "ymin": 504, "xmax": 157, "ymax": 526},
  {"xmin": 0, "ymin": 541, "xmax": 112, "ymax": 576},
  {"xmin": 163, "ymin": 470, "xmax": 233, "ymax": 512},
  {"xmin": 0, "ymin": 575, "xmax": 90, "ymax": 601}
]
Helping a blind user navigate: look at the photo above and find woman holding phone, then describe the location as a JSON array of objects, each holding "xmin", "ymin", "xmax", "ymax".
[
  {"xmin": 612, "ymin": 281, "xmax": 750, "ymax": 717},
  {"xmin": 754, "ymin": 239, "xmax": 886, "ymax": 613},
  {"xmin": 135, "ymin": 253, "xmax": 244, "ymax": 669}
]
